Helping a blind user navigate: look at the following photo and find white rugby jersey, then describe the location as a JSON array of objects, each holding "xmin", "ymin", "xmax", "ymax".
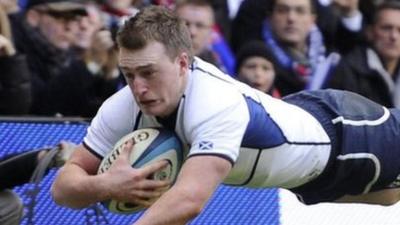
[{"xmin": 84, "ymin": 57, "xmax": 331, "ymax": 189}]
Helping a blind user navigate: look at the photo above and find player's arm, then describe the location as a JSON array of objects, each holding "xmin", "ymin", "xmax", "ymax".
[
  {"xmin": 51, "ymin": 144, "xmax": 109, "ymax": 208},
  {"xmin": 134, "ymin": 155, "xmax": 232, "ymax": 225},
  {"xmin": 51, "ymin": 141, "xmax": 169, "ymax": 209}
]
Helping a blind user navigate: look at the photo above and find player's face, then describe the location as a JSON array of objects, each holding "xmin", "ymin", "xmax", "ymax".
[
  {"xmin": 369, "ymin": 9, "xmax": 400, "ymax": 61},
  {"xmin": 119, "ymin": 41, "xmax": 189, "ymax": 117},
  {"xmin": 270, "ymin": 0, "xmax": 315, "ymax": 49}
]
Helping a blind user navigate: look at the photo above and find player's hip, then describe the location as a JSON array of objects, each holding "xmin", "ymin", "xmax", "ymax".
[{"xmin": 284, "ymin": 89, "xmax": 400, "ymax": 204}]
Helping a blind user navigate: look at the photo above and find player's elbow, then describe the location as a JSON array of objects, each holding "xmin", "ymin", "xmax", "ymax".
[
  {"xmin": 51, "ymin": 181, "xmax": 73, "ymax": 208},
  {"xmin": 51, "ymin": 181, "xmax": 67, "ymax": 206},
  {"xmin": 51, "ymin": 179, "xmax": 87, "ymax": 209},
  {"xmin": 51, "ymin": 187, "xmax": 88, "ymax": 209},
  {"xmin": 177, "ymin": 187, "xmax": 211, "ymax": 217},
  {"xmin": 189, "ymin": 196, "xmax": 207, "ymax": 215},
  {"xmin": 181, "ymin": 198, "xmax": 205, "ymax": 218}
]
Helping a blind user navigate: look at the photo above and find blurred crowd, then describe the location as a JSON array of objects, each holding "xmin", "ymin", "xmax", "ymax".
[{"xmin": 0, "ymin": 0, "xmax": 399, "ymax": 118}]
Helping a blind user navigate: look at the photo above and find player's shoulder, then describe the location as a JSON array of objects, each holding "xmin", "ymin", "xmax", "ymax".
[
  {"xmin": 189, "ymin": 58, "xmax": 239, "ymax": 94},
  {"xmin": 182, "ymin": 58, "xmax": 250, "ymax": 128},
  {"xmin": 100, "ymin": 86, "xmax": 135, "ymax": 113},
  {"xmin": 95, "ymin": 86, "xmax": 138, "ymax": 130},
  {"xmin": 85, "ymin": 86, "xmax": 139, "ymax": 156},
  {"xmin": 190, "ymin": 57, "xmax": 235, "ymax": 84},
  {"xmin": 188, "ymin": 58, "xmax": 269, "ymax": 107},
  {"xmin": 187, "ymin": 58, "xmax": 245, "ymax": 106}
]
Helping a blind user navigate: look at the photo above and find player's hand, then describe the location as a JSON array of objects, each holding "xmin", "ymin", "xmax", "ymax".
[{"xmin": 103, "ymin": 139, "xmax": 171, "ymax": 206}]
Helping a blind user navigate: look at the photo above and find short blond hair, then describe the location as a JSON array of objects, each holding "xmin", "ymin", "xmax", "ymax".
[{"xmin": 117, "ymin": 5, "xmax": 193, "ymax": 62}]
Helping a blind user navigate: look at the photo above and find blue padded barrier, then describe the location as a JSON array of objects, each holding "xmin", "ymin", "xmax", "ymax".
[{"xmin": 0, "ymin": 120, "xmax": 280, "ymax": 225}]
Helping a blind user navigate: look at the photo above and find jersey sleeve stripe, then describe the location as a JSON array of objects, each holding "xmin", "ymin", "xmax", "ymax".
[{"xmin": 82, "ymin": 141, "xmax": 104, "ymax": 160}]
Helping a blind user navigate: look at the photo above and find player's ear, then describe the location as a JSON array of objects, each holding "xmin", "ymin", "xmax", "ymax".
[{"xmin": 177, "ymin": 52, "xmax": 190, "ymax": 77}]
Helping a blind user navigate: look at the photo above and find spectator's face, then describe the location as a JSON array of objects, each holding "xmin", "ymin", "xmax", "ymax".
[
  {"xmin": 270, "ymin": 0, "xmax": 315, "ymax": 48},
  {"xmin": 70, "ymin": 6, "xmax": 103, "ymax": 49},
  {"xmin": 119, "ymin": 41, "xmax": 189, "ymax": 117},
  {"xmin": 238, "ymin": 56, "xmax": 275, "ymax": 93},
  {"xmin": 32, "ymin": 10, "xmax": 83, "ymax": 50},
  {"xmin": 176, "ymin": 4, "xmax": 213, "ymax": 55},
  {"xmin": 370, "ymin": 9, "xmax": 400, "ymax": 61}
]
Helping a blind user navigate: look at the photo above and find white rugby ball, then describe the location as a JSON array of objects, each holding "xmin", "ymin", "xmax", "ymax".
[{"xmin": 97, "ymin": 127, "xmax": 184, "ymax": 214}]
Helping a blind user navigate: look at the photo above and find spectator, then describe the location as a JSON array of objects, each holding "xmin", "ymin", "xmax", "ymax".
[
  {"xmin": 231, "ymin": 0, "xmax": 365, "ymax": 54},
  {"xmin": 327, "ymin": 1, "xmax": 400, "ymax": 108},
  {"xmin": 359, "ymin": 0, "xmax": 385, "ymax": 24},
  {"xmin": 230, "ymin": 0, "xmax": 269, "ymax": 53},
  {"xmin": 263, "ymin": 0, "xmax": 340, "ymax": 95},
  {"xmin": 208, "ymin": 0, "xmax": 244, "ymax": 43},
  {"xmin": 100, "ymin": 0, "xmax": 139, "ymax": 39},
  {"xmin": 235, "ymin": 40, "xmax": 280, "ymax": 97},
  {"xmin": 0, "ymin": 5, "xmax": 31, "ymax": 115},
  {"xmin": 319, "ymin": 0, "xmax": 366, "ymax": 53},
  {"xmin": 47, "ymin": 3, "xmax": 121, "ymax": 117},
  {"xmin": 175, "ymin": 0, "xmax": 235, "ymax": 74},
  {"xmin": 9, "ymin": 0, "xmax": 88, "ymax": 115}
]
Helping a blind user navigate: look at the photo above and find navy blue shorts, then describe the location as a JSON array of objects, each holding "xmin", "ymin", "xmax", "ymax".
[{"xmin": 284, "ymin": 89, "xmax": 400, "ymax": 205}]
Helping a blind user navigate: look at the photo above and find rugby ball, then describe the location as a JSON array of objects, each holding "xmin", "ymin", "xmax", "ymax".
[{"xmin": 97, "ymin": 127, "xmax": 184, "ymax": 214}]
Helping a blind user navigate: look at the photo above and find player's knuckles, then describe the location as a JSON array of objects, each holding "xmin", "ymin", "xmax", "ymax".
[
  {"xmin": 130, "ymin": 175, "xmax": 143, "ymax": 183},
  {"xmin": 130, "ymin": 169, "xmax": 148, "ymax": 180},
  {"xmin": 133, "ymin": 181, "xmax": 148, "ymax": 190}
]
